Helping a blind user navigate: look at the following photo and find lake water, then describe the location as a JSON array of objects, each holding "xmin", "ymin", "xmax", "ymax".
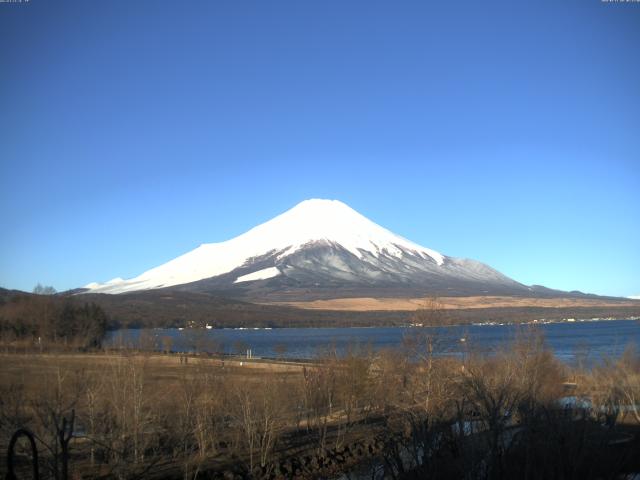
[{"xmin": 107, "ymin": 319, "xmax": 640, "ymax": 365}]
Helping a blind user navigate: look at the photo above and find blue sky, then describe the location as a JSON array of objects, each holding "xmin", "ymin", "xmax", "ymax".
[{"xmin": 1, "ymin": 0, "xmax": 638, "ymax": 297}]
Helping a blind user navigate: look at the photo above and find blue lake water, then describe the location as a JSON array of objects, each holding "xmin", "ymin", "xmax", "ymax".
[{"xmin": 107, "ymin": 319, "xmax": 640, "ymax": 365}]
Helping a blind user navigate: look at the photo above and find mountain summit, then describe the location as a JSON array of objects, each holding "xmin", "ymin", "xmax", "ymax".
[{"xmin": 84, "ymin": 199, "xmax": 530, "ymax": 298}]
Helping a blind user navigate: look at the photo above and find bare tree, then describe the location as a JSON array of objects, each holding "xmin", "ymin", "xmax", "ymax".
[
  {"xmin": 83, "ymin": 371, "xmax": 106, "ymax": 467},
  {"xmin": 230, "ymin": 376, "xmax": 284, "ymax": 473},
  {"xmin": 137, "ymin": 329, "xmax": 157, "ymax": 353},
  {"xmin": 615, "ymin": 346, "xmax": 640, "ymax": 423},
  {"xmin": 33, "ymin": 284, "xmax": 57, "ymax": 295},
  {"xmin": 102, "ymin": 355, "xmax": 159, "ymax": 477},
  {"xmin": 410, "ymin": 296, "xmax": 448, "ymax": 327},
  {"xmin": 29, "ymin": 359, "xmax": 86, "ymax": 480},
  {"xmin": 161, "ymin": 335, "xmax": 174, "ymax": 354},
  {"xmin": 458, "ymin": 354, "xmax": 524, "ymax": 479}
]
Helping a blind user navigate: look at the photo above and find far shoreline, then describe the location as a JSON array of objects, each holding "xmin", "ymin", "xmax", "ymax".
[{"xmin": 109, "ymin": 315, "xmax": 640, "ymax": 332}]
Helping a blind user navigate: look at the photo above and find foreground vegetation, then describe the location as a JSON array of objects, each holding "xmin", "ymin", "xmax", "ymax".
[{"xmin": 1, "ymin": 327, "xmax": 640, "ymax": 480}]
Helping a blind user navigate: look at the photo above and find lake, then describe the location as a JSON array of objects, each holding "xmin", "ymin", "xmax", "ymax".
[{"xmin": 107, "ymin": 319, "xmax": 640, "ymax": 365}]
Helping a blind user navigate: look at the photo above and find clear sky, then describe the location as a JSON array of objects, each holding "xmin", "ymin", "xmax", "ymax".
[{"xmin": 1, "ymin": 0, "xmax": 638, "ymax": 297}]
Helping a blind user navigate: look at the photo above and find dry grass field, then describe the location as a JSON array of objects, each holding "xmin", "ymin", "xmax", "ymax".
[
  {"xmin": 0, "ymin": 352, "xmax": 306, "ymax": 399},
  {"xmin": 269, "ymin": 295, "xmax": 640, "ymax": 311}
]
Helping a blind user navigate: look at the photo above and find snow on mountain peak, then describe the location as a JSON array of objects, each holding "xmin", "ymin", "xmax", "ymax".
[
  {"xmin": 84, "ymin": 199, "xmax": 444, "ymax": 294},
  {"xmin": 256, "ymin": 198, "xmax": 444, "ymax": 263}
]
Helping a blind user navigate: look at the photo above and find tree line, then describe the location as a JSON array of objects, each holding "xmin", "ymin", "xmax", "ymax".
[{"xmin": 0, "ymin": 287, "xmax": 108, "ymax": 350}]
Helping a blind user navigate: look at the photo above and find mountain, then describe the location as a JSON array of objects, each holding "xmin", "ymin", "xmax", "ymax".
[{"xmin": 83, "ymin": 199, "xmax": 550, "ymax": 300}]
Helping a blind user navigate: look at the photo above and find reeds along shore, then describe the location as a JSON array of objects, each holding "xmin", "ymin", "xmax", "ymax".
[{"xmin": 1, "ymin": 329, "xmax": 640, "ymax": 480}]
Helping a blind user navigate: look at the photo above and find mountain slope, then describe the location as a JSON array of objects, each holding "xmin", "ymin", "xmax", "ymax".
[{"xmin": 84, "ymin": 199, "xmax": 532, "ymax": 299}]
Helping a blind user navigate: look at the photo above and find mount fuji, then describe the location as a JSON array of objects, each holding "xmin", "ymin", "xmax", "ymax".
[{"xmin": 83, "ymin": 199, "xmax": 539, "ymax": 300}]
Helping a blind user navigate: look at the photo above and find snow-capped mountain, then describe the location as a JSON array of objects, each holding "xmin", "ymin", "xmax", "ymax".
[{"xmin": 84, "ymin": 199, "xmax": 530, "ymax": 298}]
